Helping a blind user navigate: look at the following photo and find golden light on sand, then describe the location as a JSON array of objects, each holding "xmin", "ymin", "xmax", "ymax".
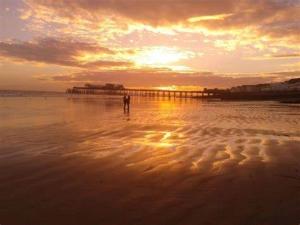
[
  {"xmin": 134, "ymin": 47, "xmax": 192, "ymax": 67},
  {"xmin": 133, "ymin": 131, "xmax": 174, "ymax": 149}
]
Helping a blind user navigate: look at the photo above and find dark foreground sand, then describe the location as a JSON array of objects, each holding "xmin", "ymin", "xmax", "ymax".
[
  {"xmin": 1, "ymin": 142, "xmax": 300, "ymax": 225},
  {"xmin": 0, "ymin": 96, "xmax": 300, "ymax": 225}
]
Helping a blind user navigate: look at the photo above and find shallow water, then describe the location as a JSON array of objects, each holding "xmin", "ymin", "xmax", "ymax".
[{"xmin": 0, "ymin": 95, "xmax": 300, "ymax": 225}]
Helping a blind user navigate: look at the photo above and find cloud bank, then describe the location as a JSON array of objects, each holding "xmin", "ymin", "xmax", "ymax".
[{"xmin": 0, "ymin": 38, "xmax": 132, "ymax": 68}]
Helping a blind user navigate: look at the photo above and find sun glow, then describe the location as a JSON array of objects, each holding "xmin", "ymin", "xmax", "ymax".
[
  {"xmin": 155, "ymin": 85, "xmax": 203, "ymax": 91},
  {"xmin": 155, "ymin": 86, "xmax": 178, "ymax": 91},
  {"xmin": 134, "ymin": 47, "xmax": 193, "ymax": 67}
]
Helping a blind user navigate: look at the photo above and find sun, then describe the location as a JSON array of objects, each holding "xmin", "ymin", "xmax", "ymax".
[{"xmin": 134, "ymin": 47, "xmax": 192, "ymax": 67}]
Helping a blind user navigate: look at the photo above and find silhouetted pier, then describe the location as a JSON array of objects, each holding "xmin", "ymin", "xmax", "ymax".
[
  {"xmin": 66, "ymin": 85, "xmax": 300, "ymax": 101},
  {"xmin": 67, "ymin": 86, "xmax": 223, "ymax": 98}
]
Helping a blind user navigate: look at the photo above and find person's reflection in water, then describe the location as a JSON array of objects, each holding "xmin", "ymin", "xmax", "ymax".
[{"xmin": 124, "ymin": 107, "xmax": 130, "ymax": 120}]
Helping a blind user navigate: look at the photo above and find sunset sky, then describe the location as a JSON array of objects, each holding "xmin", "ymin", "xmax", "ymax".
[{"xmin": 1, "ymin": 0, "xmax": 300, "ymax": 91}]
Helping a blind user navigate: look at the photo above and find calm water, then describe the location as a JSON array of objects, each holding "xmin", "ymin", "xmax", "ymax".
[{"xmin": 0, "ymin": 95, "xmax": 300, "ymax": 225}]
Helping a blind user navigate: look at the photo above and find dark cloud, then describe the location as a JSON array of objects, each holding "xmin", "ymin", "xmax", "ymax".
[
  {"xmin": 83, "ymin": 60, "xmax": 132, "ymax": 68},
  {"xmin": 0, "ymin": 38, "xmax": 132, "ymax": 68},
  {"xmin": 50, "ymin": 70, "xmax": 278, "ymax": 89},
  {"xmin": 26, "ymin": 0, "xmax": 236, "ymax": 25},
  {"xmin": 26, "ymin": 0, "xmax": 300, "ymax": 43},
  {"xmin": 271, "ymin": 53, "xmax": 300, "ymax": 58}
]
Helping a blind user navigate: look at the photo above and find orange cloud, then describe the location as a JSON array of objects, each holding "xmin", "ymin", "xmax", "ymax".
[
  {"xmin": 271, "ymin": 53, "xmax": 300, "ymax": 58},
  {"xmin": 24, "ymin": 0, "xmax": 300, "ymax": 46}
]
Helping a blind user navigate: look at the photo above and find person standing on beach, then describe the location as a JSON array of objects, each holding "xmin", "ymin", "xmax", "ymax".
[{"xmin": 123, "ymin": 94, "xmax": 130, "ymax": 112}]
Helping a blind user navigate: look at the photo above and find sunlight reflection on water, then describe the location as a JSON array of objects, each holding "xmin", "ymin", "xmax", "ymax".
[{"xmin": 0, "ymin": 95, "xmax": 300, "ymax": 173}]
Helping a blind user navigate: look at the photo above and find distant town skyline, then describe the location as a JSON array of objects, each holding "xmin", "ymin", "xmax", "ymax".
[{"xmin": 1, "ymin": 0, "xmax": 300, "ymax": 91}]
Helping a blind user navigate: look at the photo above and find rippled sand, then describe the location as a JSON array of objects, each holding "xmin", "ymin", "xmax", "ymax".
[{"xmin": 0, "ymin": 96, "xmax": 300, "ymax": 225}]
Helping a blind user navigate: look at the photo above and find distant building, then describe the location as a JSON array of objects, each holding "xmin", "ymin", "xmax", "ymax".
[
  {"xmin": 230, "ymin": 78, "xmax": 300, "ymax": 93},
  {"xmin": 230, "ymin": 85, "xmax": 264, "ymax": 93},
  {"xmin": 84, "ymin": 83, "xmax": 125, "ymax": 90},
  {"xmin": 203, "ymin": 88, "xmax": 229, "ymax": 93},
  {"xmin": 284, "ymin": 78, "xmax": 300, "ymax": 91},
  {"xmin": 103, "ymin": 83, "xmax": 125, "ymax": 90}
]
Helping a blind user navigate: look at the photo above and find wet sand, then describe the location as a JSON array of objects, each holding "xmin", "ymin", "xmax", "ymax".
[{"xmin": 0, "ymin": 96, "xmax": 300, "ymax": 225}]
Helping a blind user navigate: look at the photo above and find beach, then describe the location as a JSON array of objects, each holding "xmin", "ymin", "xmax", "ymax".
[{"xmin": 0, "ymin": 94, "xmax": 300, "ymax": 225}]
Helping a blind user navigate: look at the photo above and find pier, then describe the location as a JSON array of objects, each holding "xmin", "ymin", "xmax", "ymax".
[{"xmin": 66, "ymin": 86, "xmax": 223, "ymax": 99}]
